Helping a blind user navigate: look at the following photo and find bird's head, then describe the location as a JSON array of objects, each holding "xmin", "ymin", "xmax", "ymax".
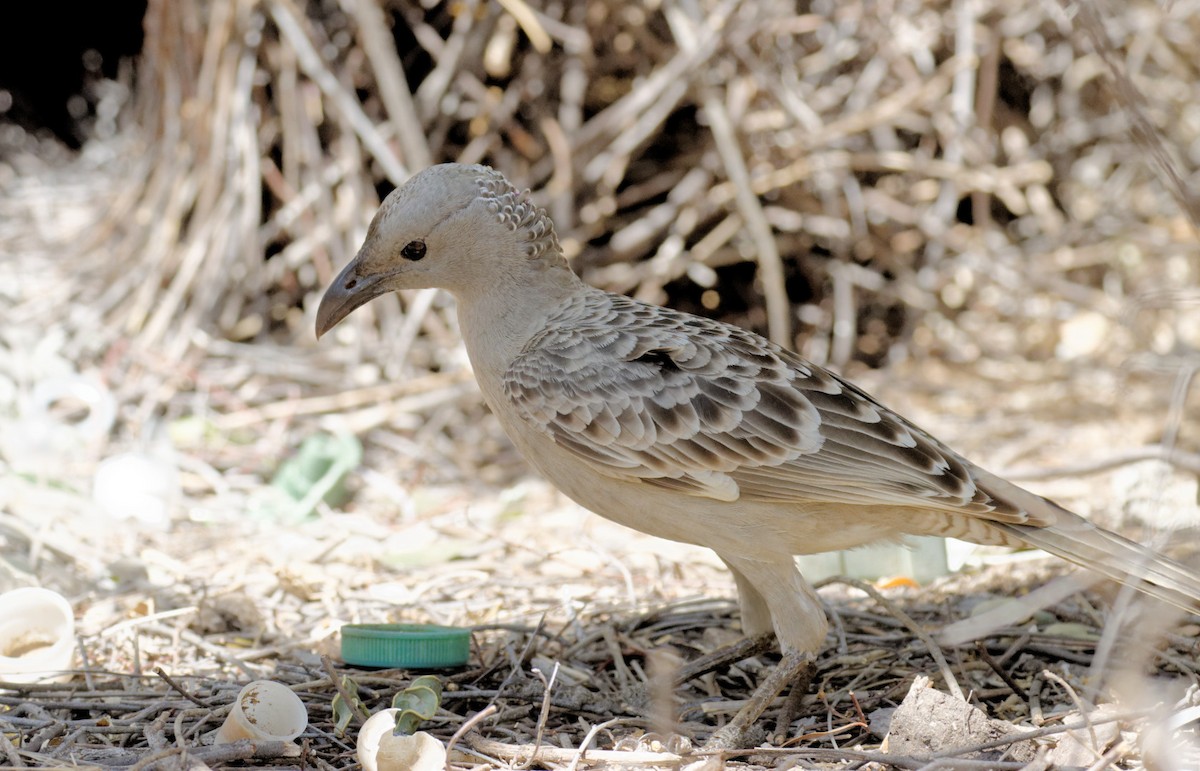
[{"xmin": 315, "ymin": 163, "xmax": 564, "ymax": 338}]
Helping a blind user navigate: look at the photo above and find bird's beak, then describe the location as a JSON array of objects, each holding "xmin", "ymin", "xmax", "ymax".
[{"xmin": 315, "ymin": 254, "xmax": 390, "ymax": 339}]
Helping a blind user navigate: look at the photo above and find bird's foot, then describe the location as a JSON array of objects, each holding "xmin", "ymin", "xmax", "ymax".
[{"xmin": 701, "ymin": 650, "xmax": 816, "ymax": 751}]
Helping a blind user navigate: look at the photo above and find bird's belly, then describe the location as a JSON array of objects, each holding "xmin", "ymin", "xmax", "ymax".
[{"xmin": 512, "ymin": 430, "xmax": 896, "ymax": 557}]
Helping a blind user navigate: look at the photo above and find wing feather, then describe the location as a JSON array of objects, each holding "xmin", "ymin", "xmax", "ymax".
[{"xmin": 504, "ymin": 290, "xmax": 1032, "ymax": 523}]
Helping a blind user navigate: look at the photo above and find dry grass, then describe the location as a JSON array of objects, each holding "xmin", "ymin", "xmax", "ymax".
[{"xmin": 1, "ymin": 0, "xmax": 1200, "ymax": 767}]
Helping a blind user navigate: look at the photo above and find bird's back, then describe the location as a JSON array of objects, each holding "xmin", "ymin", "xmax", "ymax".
[{"xmin": 506, "ymin": 289, "xmax": 1038, "ymax": 524}]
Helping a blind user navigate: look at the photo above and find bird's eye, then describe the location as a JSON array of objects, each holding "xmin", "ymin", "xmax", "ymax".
[{"xmin": 401, "ymin": 240, "xmax": 427, "ymax": 261}]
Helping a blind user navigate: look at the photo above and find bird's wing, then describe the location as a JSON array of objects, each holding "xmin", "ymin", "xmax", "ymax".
[{"xmin": 504, "ymin": 291, "xmax": 1045, "ymax": 526}]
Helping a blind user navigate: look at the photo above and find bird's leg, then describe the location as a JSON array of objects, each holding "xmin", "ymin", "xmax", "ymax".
[
  {"xmin": 694, "ymin": 554, "xmax": 827, "ymax": 748},
  {"xmin": 721, "ymin": 557, "xmax": 776, "ymax": 637},
  {"xmin": 702, "ymin": 649, "xmax": 816, "ymax": 750}
]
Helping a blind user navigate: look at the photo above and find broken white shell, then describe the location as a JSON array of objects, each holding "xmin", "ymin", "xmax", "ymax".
[
  {"xmin": 0, "ymin": 587, "xmax": 75, "ymax": 684},
  {"xmin": 357, "ymin": 710, "xmax": 447, "ymax": 771},
  {"xmin": 214, "ymin": 680, "xmax": 308, "ymax": 744}
]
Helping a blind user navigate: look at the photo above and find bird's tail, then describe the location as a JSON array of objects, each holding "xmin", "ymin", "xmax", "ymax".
[
  {"xmin": 1004, "ymin": 516, "xmax": 1200, "ymax": 614},
  {"xmin": 976, "ymin": 468, "xmax": 1200, "ymax": 615}
]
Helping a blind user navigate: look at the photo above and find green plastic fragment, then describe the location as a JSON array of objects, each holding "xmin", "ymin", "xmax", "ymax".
[
  {"xmin": 391, "ymin": 676, "xmax": 444, "ymax": 735},
  {"xmin": 260, "ymin": 432, "xmax": 363, "ymax": 521}
]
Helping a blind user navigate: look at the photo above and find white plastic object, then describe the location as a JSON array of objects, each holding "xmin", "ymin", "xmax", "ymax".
[
  {"xmin": 214, "ymin": 680, "xmax": 308, "ymax": 744},
  {"xmin": 28, "ymin": 376, "xmax": 117, "ymax": 441},
  {"xmin": 796, "ymin": 535, "xmax": 951, "ymax": 582},
  {"xmin": 358, "ymin": 710, "xmax": 447, "ymax": 771},
  {"xmin": 93, "ymin": 452, "xmax": 181, "ymax": 526},
  {"xmin": 4, "ymin": 375, "xmax": 116, "ymax": 473},
  {"xmin": 0, "ymin": 587, "xmax": 76, "ymax": 684}
]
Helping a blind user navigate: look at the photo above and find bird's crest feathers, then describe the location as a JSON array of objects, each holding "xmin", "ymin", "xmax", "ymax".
[{"xmin": 474, "ymin": 167, "xmax": 564, "ymax": 267}]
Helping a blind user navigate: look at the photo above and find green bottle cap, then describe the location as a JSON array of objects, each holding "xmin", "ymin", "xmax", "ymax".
[{"xmin": 340, "ymin": 624, "xmax": 471, "ymax": 669}]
